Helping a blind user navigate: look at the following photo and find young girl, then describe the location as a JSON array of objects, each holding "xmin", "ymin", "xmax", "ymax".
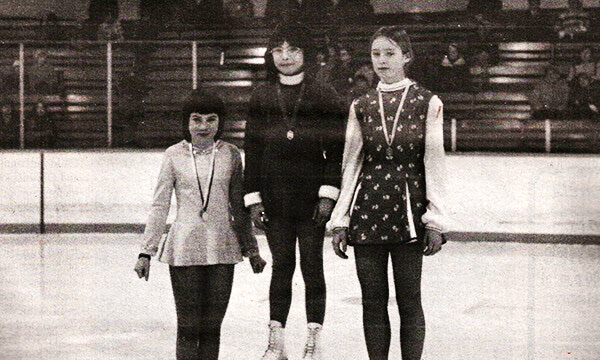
[
  {"xmin": 134, "ymin": 89, "xmax": 266, "ymax": 360},
  {"xmin": 243, "ymin": 22, "xmax": 345, "ymax": 360},
  {"xmin": 329, "ymin": 26, "xmax": 448, "ymax": 360}
]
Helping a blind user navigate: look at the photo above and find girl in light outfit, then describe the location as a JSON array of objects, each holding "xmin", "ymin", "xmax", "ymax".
[
  {"xmin": 134, "ymin": 90, "xmax": 266, "ymax": 360},
  {"xmin": 329, "ymin": 26, "xmax": 449, "ymax": 360}
]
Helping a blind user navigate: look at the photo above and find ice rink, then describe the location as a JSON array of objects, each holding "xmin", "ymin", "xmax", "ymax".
[{"xmin": 1, "ymin": 234, "xmax": 598, "ymax": 360}]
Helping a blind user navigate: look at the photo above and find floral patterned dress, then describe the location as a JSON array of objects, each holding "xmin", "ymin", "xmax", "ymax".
[{"xmin": 348, "ymin": 83, "xmax": 434, "ymax": 245}]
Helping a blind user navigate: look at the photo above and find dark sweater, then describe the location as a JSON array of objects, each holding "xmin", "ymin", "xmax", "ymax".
[{"xmin": 244, "ymin": 77, "xmax": 346, "ymax": 219}]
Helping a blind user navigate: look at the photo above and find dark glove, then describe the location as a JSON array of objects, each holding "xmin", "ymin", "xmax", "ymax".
[
  {"xmin": 249, "ymin": 203, "xmax": 269, "ymax": 230},
  {"xmin": 134, "ymin": 254, "xmax": 151, "ymax": 281},
  {"xmin": 331, "ymin": 227, "xmax": 349, "ymax": 259},
  {"xmin": 423, "ymin": 229, "xmax": 444, "ymax": 256},
  {"xmin": 312, "ymin": 198, "xmax": 335, "ymax": 227},
  {"xmin": 249, "ymin": 253, "xmax": 267, "ymax": 273}
]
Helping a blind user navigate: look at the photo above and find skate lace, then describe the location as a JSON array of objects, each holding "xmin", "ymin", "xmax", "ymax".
[
  {"xmin": 303, "ymin": 328, "xmax": 318, "ymax": 356},
  {"xmin": 264, "ymin": 326, "xmax": 278, "ymax": 354}
]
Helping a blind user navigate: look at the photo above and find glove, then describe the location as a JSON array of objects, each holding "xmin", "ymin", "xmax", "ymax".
[
  {"xmin": 134, "ymin": 255, "xmax": 151, "ymax": 281},
  {"xmin": 312, "ymin": 198, "xmax": 335, "ymax": 227},
  {"xmin": 423, "ymin": 229, "xmax": 444, "ymax": 256},
  {"xmin": 249, "ymin": 203, "xmax": 269, "ymax": 230},
  {"xmin": 331, "ymin": 227, "xmax": 349, "ymax": 259},
  {"xmin": 249, "ymin": 253, "xmax": 267, "ymax": 274}
]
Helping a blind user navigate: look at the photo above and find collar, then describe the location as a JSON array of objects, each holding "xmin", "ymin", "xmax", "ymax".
[
  {"xmin": 279, "ymin": 72, "xmax": 305, "ymax": 85},
  {"xmin": 376, "ymin": 78, "xmax": 414, "ymax": 92}
]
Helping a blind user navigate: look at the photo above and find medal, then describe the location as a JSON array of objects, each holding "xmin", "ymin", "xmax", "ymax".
[
  {"xmin": 277, "ymin": 82, "xmax": 306, "ymax": 141},
  {"xmin": 378, "ymin": 85, "xmax": 410, "ymax": 161},
  {"xmin": 189, "ymin": 141, "xmax": 217, "ymax": 219}
]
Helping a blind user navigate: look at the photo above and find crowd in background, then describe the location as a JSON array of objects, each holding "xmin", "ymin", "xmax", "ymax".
[{"xmin": 2, "ymin": 1, "xmax": 600, "ymax": 149}]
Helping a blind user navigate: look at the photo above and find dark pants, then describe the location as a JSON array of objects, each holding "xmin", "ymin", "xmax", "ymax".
[
  {"xmin": 354, "ymin": 243, "xmax": 425, "ymax": 360},
  {"xmin": 169, "ymin": 264, "xmax": 234, "ymax": 360},
  {"xmin": 265, "ymin": 217, "xmax": 326, "ymax": 326}
]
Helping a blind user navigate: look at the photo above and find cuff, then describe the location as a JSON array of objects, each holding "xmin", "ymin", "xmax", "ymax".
[
  {"xmin": 244, "ymin": 248, "xmax": 260, "ymax": 258},
  {"xmin": 424, "ymin": 225, "xmax": 443, "ymax": 232},
  {"xmin": 318, "ymin": 185, "xmax": 340, "ymax": 201},
  {"xmin": 244, "ymin": 192, "xmax": 262, "ymax": 208},
  {"xmin": 138, "ymin": 253, "xmax": 151, "ymax": 260}
]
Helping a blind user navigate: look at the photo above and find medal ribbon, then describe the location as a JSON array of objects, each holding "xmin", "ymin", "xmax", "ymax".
[
  {"xmin": 189, "ymin": 141, "xmax": 217, "ymax": 216},
  {"xmin": 276, "ymin": 82, "xmax": 306, "ymax": 136},
  {"xmin": 378, "ymin": 85, "xmax": 410, "ymax": 149}
]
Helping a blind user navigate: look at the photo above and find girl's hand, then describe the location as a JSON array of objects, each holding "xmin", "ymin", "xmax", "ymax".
[
  {"xmin": 331, "ymin": 227, "xmax": 349, "ymax": 259},
  {"xmin": 134, "ymin": 257, "xmax": 151, "ymax": 281},
  {"xmin": 423, "ymin": 229, "xmax": 443, "ymax": 256},
  {"xmin": 249, "ymin": 254, "xmax": 267, "ymax": 273}
]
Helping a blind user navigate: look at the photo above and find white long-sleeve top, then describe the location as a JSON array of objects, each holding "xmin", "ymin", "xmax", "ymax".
[{"xmin": 328, "ymin": 79, "xmax": 449, "ymax": 233}]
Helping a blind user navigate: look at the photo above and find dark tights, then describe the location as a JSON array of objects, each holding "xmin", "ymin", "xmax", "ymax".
[
  {"xmin": 266, "ymin": 217, "xmax": 326, "ymax": 326},
  {"xmin": 169, "ymin": 264, "xmax": 234, "ymax": 360},
  {"xmin": 354, "ymin": 243, "xmax": 425, "ymax": 360}
]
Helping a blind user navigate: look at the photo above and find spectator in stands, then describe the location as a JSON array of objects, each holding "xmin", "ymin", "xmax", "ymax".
[
  {"xmin": 28, "ymin": 50, "xmax": 58, "ymax": 95},
  {"xmin": 568, "ymin": 73, "xmax": 600, "ymax": 120},
  {"xmin": 530, "ymin": 65, "xmax": 570, "ymax": 120},
  {"xmin": 568, "ymin": 47, "xmax": 598, "ymax": 82},
  {"xmin": 314, "ymin": 45, "xmax": 334, "ymax": 85},
  {"xmin": 437, "ymin": 43, "xmax": 470, "ymax": 92},
  {"xmin": 333, "ymin": 0, "xmax": 375, "ymax": 24},
  {"xmin": 134, "ymin": 89, "xmax": 266, "ymax": 360},
  {"xmin": 244, "ymin": 22, "xmax": 345, "ymax": 360},
  {"xmin": 97, "ymin": 13, "xmax": 124, "ymax": 41},
  {"xmin": 330, "ymin": 43, "xmax": 356, "ymax": 101},
  {"xmin": 2, "ymin": 60, "xmax": 22, "ymax": 95},
  {"xmin": 555, "ymin": 0, "xmax": 589, "ymax": 39},
  {"xmin": 470, "ymin": 48, "xmax": 491, "ymax": 92},
  {"xmin": 345, "ymin": 62, "xmax": 376, "ymax": 106},
  {"xmin": 40, "ymin": 12, "xmax": 68, "ymax": 41}
]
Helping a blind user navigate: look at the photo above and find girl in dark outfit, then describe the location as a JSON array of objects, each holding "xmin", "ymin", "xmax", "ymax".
[
  {"xmin": 329, "ymin": 26, "xmax": 448, "ymax": 360},
  {"xmin": 243, "ymin": 23, "xmax": 345, "ymax": 360}
]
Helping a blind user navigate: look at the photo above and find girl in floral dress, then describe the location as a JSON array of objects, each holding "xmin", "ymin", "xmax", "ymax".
[{"xmin": 329, "ymin": 26, "xmax": 449, "ymax": 360}]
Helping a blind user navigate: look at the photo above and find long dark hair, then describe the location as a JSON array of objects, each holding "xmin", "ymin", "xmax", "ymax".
[
  {"xmin": 264, "ymin": 21, "xmax": 316, "ymax": 82},
  {"xmin": 369, "ymin": 26, "xmax": 414, "ymax": 69},
  {"xmin": 181, "ymin": 89, "xmax": 226, "ymax": 141}
]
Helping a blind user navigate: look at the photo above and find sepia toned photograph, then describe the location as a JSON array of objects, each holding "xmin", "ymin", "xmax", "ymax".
[{"xmin": 0, "ymin": 1, "xmax": 599, "ymax": 359}]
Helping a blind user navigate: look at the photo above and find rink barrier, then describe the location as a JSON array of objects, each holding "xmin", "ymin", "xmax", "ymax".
[{"xmin": 1, "ymin": 150, "xmax": 599, "ymax": 243}]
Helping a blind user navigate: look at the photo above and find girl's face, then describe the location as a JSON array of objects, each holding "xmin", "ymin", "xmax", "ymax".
[
  {"xmin": 189, "ymin": 112, "xmax": 219, "ymax": 140},
  {"xmin": 370, "ymin": 36, "xmax": 409, "ymax": 84},
  {"xmin": 272, "ymin": 41, "xmax": 304, "ymax": 76}
]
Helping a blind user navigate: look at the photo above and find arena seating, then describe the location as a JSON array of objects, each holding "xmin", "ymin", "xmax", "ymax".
[{"xmin": 1, "ymin": 17, "xmax": 599, "ymax": 153}]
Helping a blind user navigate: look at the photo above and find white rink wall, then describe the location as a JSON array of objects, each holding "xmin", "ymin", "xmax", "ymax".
[{"xmin": 1, "ymin": 150, "xmax": 599, "ymax": 235}]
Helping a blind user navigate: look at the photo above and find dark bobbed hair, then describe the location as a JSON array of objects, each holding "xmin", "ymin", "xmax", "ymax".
[
  {"xmin": 369, "ymin": 26, "xmax": 414, "ymax": 69},
  {"xmin": 264, "ymin": 21, "xmax": 317, "ymax": 82},
  {"xmin": 181, "ymin": 89, "xmax": 226, "ymax": 141}
]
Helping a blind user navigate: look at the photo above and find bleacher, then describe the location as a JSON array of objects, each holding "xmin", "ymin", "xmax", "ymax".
[{"xmin": 1, "ymin": 15, "xmax": 599, "ymax": 153}]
